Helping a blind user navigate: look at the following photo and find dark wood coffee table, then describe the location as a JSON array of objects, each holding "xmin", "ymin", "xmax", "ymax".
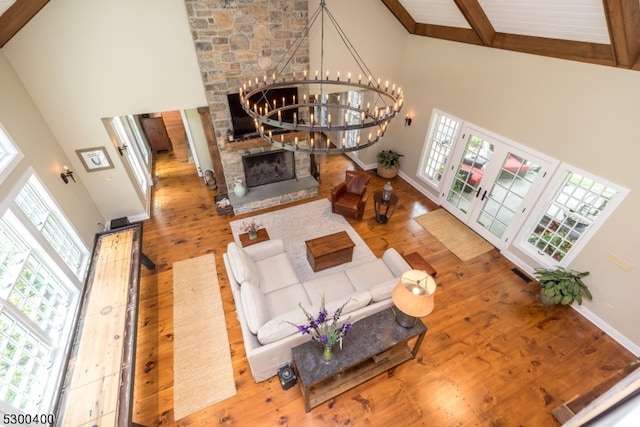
[
  {"xmin": 305, "ymin": 231, "xmax": 355, "ymax": 272},
  {"xmin": 291, "ymin": 308, "xmax": 426, "ymax": 412}
]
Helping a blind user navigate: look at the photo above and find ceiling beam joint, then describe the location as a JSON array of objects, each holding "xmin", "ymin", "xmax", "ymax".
[
  {"xmin": 602, "ymin": 0, "xmax": 640, "ymax": 68},
  {"xmin": 453, "ymin": 0, "xmax": 495, "ymax": 46}
]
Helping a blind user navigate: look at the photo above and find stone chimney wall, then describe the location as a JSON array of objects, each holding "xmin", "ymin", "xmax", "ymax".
[{"xmin": 184, "ymin": 0, "xmax": 310, "ymax": 193}]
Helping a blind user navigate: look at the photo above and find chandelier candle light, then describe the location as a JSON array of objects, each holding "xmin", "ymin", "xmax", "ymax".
[{"xmin": 238, "ymin": 0, "xmax": 404, "ymax": 153}]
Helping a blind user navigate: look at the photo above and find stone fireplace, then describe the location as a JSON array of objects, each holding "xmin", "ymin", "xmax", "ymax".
[
  {"xmin": 185, "ymin": 0, "xmax": 316, "ymax": 214},
  {"xmin": 242, "ymin": 150, "xmax": 296, "ymax": 188}
]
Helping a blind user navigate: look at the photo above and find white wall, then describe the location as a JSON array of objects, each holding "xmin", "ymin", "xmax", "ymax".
[
  {"xmin": 2, "ymin": 0, "xmax": 207, "ymax": 221},
  {"xmin": 0, "ymin": 52, "xmax": 103, "ymax": 246}
]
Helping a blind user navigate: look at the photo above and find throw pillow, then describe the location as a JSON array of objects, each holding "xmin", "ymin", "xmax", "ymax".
[
  {"xmin": 227, "ymin": 242, "xmax": 259, "ymax": 287},
  {"xmin": 240, "ymin": 281, "xmax": 269, "ymax": 334}
]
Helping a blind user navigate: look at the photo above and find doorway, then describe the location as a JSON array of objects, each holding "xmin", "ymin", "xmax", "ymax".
[{"xmin": 440, "ymin": 125, "xmax": 553, "ymax": 248}]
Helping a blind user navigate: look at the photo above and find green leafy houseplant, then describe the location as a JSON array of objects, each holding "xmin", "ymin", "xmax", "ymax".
[
  {"xmin": 533, "ymin": 267, "xmax": 592, "ymax": 306},
  {"xmin": 377, "ymin": 150, "xmax": 403, "ymax": 168},
  {"xmin": 376, "ymin": 150, "xmax": 403, "ymax": 179}
]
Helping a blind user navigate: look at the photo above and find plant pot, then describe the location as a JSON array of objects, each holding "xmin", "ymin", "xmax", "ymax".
[
  {"xmin": 377, "ymin": 164, "xmax": 398, "ymax": 179},
  {"xmin": 537, "ymin": 290, "xmax": 557, "ymax": 307}
]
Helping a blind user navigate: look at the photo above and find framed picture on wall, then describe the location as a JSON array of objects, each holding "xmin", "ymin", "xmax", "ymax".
[{"xmin": 76, "ymin": 147, "xmax": 114, "ymax": 172}]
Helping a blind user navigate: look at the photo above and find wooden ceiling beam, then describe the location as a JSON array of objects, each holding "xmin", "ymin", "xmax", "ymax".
[
  {"xmin": 453, "ymin": 0, "xmax": 495, "ymax": 46},
  {"xmin": 493, "ymin": 34, "xmax": 616, "ymax": 67},
  {"xmin": 380, "ymin": 0, "xmax": 417, "ymax": 34},
  {"xmin": 602, "ymin": 0, "xmax": 640, "ymax": 68},
  {"xmin": 414, "ymin": 24, "xmax": 483, "ymax": 46},
  {"xmin": 0, "ymin": 0, "xmax": 50, "ymax": 48}
]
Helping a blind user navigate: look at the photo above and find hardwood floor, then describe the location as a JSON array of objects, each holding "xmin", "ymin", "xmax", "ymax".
[{"xmin": 133, "ymin": 151, "xmax": 636, "ymax": 426}]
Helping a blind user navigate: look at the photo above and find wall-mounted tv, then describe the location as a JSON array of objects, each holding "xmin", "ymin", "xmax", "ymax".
[{"xmin": 227, "ymin": 87, "xmax": 298, "ymax": 140}]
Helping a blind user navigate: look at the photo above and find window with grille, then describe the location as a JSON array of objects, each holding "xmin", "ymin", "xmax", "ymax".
[
  {"xmin": 418, "ymin": 111, "xmax": 461, "ymax": 186},
  {"xmin": 0, "ymin": 214, "xmax": 76, "ymax": 413},
  {"xmin": 14, "ymin": 177, "xmax": 87, "ymax": 280},
  {"xmin": 520, "ymin": 168, "xmax": 628, "ymax": 266},
  {"xmin": 345, "ymin": 91, "xmax": 363, "ymax": 149},
  {"xmin": 0, "ymin": 124, "xmax": 23, "ymax": 186}
]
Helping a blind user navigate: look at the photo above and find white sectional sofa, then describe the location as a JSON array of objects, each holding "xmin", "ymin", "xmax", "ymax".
[{"xmin": 223, "ymin": 237, "xmax": 411, "ymax": 382}]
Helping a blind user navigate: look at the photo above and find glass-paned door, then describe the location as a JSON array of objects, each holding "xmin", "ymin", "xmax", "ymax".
[
  {"xmin": 474, "ymin": 152, "xmax": 546, "ymax": 244},
  {"xmin": 441, "ymin": 125, "xmax": 553, "ymax": 248},
  {"xmin": 442, "ymin": 130, "xmax": 494, "ymax": 222}
]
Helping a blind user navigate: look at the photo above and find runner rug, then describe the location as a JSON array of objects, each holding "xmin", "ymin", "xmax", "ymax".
[
  {"xmin": 173, "ymin": 253, "xmax": 236, "ymax": 420},
  {"xmin": 414, "ymin": 209, "xmax": 494, "ymax": 261}
]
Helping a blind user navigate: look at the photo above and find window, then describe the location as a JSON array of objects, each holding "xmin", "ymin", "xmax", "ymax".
[
  {"xmin": 111, "ymin": 116, "xmax": 149, "ymax": 196},
  {"xmin": 126, "ymin": 115, "xmax": 150, "ymax": 166},
  {"xmin": 345, "ymin": 91, "xmax": 363, "ymax": 149},
  {"xmin": 418, "ymin": 110, "xmax": 461, "ymax": 187},
  {"xmin": 14, "ymin": 176, "xmax": 88, "ymax": 280},
  {"xmin": 0, "ymin": 213, "xmax": 76, "ymax": 413},
  {"xmin": 520, "ymin": 167, "xmax": 628, "ymax": 266},
  {"xmin": 0, "ymin": 173, "xmax": 84, "ymax": 414},
  {"xmin": 0, "ymin": 124, "xmax": 24, "ymax": 186}
]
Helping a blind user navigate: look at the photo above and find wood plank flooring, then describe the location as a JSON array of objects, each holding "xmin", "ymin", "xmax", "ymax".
[{"xmin": 133, "ymin": 151, "xmax": 636, "ymax": 426}]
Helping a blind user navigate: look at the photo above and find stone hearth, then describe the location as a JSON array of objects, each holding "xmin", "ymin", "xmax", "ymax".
[{"xmin": 227, "ymin": 176, "xmax": 318, "ymax": 215}]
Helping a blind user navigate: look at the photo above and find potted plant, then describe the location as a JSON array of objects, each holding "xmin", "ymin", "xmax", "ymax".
[
  {"xmin": 533, "ymin": 266, "xmax": 592, "ymax": 306},
  {"xmin": 377, "ymin": 150, "xmax": 403, "ymax": 179}
]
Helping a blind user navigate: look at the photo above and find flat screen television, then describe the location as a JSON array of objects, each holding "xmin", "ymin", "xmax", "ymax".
[{"xmin": 227, "ymin": 87, "xmax": 298, "ymax": 140}]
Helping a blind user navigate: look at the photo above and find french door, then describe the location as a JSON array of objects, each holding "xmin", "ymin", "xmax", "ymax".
[{"xmin": 440, "ymin": 125, "xmax": 553, "ymax": 248}]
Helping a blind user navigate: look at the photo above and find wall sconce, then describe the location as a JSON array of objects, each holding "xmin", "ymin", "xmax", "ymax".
[
  {"xmin": 60, "ymin": 166, "xmax": 75, "ymax": 184},
  {"xmin": 404, "ymin": 115, "xmax": 412, "ymax": 126}
]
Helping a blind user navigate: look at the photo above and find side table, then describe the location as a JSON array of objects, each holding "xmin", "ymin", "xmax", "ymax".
[
  {"xmin": 403, "ymin": 251, "xmax": 438, "ymax": 277},
  {"xmin": 239, "ymin": 228, "xmax": 270, "ymax": 247},
  {"xmin": 291, "ymin": 308, "xmax": 426, "ymax": 412},
  {"xmin": 373, "ymin": 191, "xmax": 398, "ymax": 224}
]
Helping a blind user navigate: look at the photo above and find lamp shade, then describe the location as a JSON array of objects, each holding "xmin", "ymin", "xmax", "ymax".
[{"xmin": 392, "ymin": 269, "xmax": 436, "ymax": 318}]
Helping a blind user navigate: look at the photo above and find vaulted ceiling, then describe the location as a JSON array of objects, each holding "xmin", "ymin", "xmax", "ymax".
[
  {"xmin": 383, "ymin": 0, "xmax": 640, "ymax": 70},
  {"xmin": 2, "ymin": 0, "xmax": 640, "ymax": 71}
]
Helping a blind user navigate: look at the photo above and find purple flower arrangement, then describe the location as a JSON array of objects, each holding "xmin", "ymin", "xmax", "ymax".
[{"xmin": 288, "ymin": 295, "xmax": 353, "ymax": 349}]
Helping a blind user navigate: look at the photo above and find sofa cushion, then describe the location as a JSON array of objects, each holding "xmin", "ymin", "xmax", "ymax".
[
  {"xmin": 257, "ymin": 306, "xmax": 313, "ymax": 345},
  {"xmin": 227, "ymin": 242, "xmax": 259, "ymax": 287},
  {"xmin": 303, "ymin": 271, "xmax": 356, "ymax": 306},
  {"xmin": 256, "ymin": 290, "xmax": 372, "ymax": 345},
  {"xmin": 345, "ymin": 171, "xmax": 369, "ymax": 195},
  {"xmin": 324, "ymin": 290, "xmax": 372, "ymax": 316},
  {"xmin": 370, "ymin": 277, "xmax": 400, "ymax": 302},
  {"xmin": 344, "ymin": 259, "xmax": 396, "ymax": 292},
  {"xmin": 255, "ymin": 252, "xmax": 299, "ymax": 294},
  {"xmin": 381, "ymin": 248, "xmax": 412, "ymax": 277},
  {"xmin": 264, "ymin": 283, "xmax": 309, "ymax": 318},
  {"xmin": 240, "ymin": 282, "xmax": 270, "ymax": 334}
]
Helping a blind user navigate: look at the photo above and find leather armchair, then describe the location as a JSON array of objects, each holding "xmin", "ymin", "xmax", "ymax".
[{"xmin": 331, "ymin": 170, "xmax": 371, "ymax": 219}]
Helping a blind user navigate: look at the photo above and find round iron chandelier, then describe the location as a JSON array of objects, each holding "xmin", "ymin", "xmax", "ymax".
[{"xmin": 238, "ymin": 0, "xmax": 404, "ymax": 154}]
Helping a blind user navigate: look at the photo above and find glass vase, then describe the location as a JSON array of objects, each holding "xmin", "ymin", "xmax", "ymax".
[
  {"xmin": 248, "ymin": 230, "xmax": 257, "ymax": 240},
  {"xmin": 322, "ymin": 344, "xmax": 333, "ymax": 361}
]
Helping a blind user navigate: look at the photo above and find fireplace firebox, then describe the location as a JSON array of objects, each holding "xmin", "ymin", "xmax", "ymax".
[{"xmin": 242, "ymin": 150, "xmax": 296, "ymax": 188}]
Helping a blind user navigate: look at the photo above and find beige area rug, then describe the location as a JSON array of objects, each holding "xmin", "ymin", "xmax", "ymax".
[
  {"xmin": 229, "ymin": 199, "xmax": 375, "ymax": 282},
  {"xmin": 173, "ymin": 254, "xmax": 236, "ymax": 420},
  {"xmin": 414, "ymin": 209, "xmax": 494, "ymax": 261}
]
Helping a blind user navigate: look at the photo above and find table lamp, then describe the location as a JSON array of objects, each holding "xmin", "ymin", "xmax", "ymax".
[{"xmin": 391, "ymin": 269, "xmax": 436, "ymax": 328}]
